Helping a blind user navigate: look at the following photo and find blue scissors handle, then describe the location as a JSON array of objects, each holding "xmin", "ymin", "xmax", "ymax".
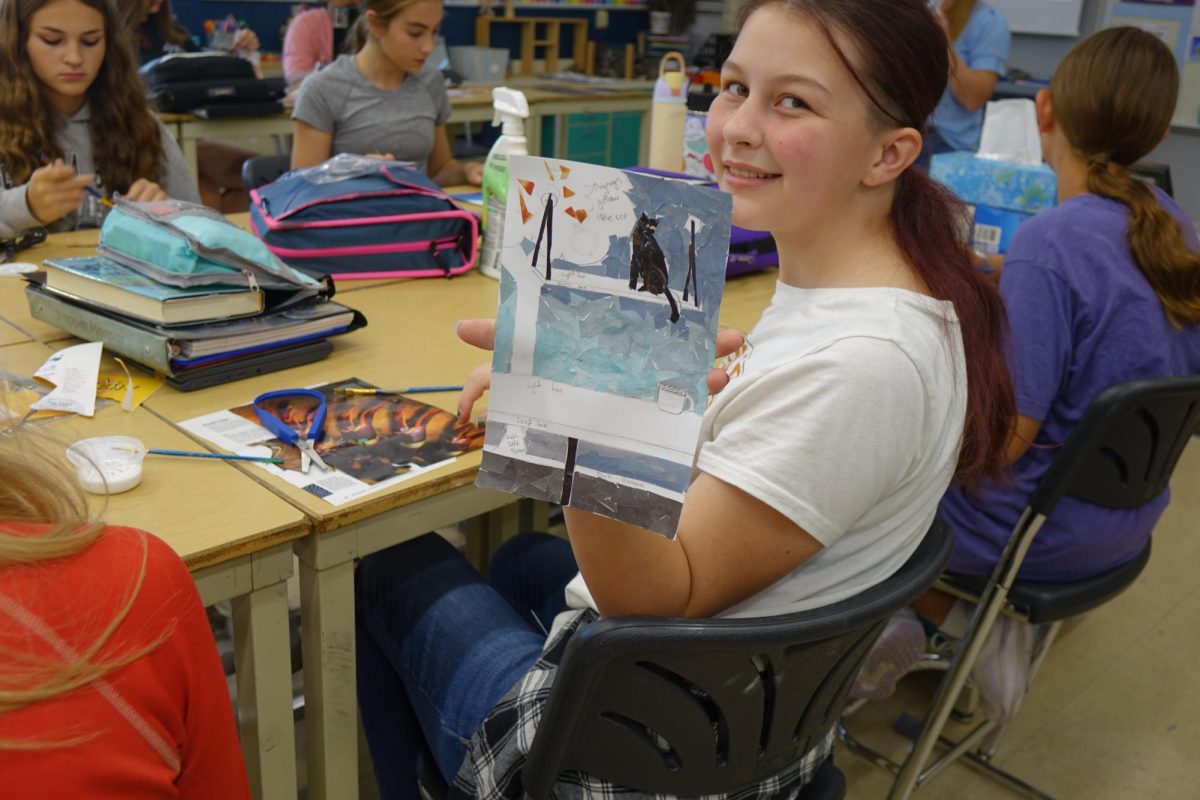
[{"xmin": 253, "ymin": 388, "xmax": 328, "ymax": 446}]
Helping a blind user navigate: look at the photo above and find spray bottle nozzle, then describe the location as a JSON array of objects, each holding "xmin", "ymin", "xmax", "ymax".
[{"xmin": 491, "ymin": 86, "xmax": 530, "ymax": 130}]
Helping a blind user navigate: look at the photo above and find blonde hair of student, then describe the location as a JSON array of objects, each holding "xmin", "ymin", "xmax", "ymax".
[
  {"xmin": 347, "ymin": 0, "xmax": 435, "ymax": 53},
  {"xmin": 0, "ymin": 425, "xmax": 154, "ymax": 747},
  {"xmin": 1051, "ymin": 26, "xmax": 1200, "ymax": 328}
]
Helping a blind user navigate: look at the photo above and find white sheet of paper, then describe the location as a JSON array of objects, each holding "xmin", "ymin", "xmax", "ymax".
[{"xmin": 31, "ymin": 341, "xmax": 103, "ymax": 417}]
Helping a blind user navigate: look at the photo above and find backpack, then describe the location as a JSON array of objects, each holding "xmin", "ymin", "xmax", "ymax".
[
  {"xmin": 249, "ymin": 155, "xmax": 480, "ymax": 280},
  {"xmin": 140, "ymin": 53, "xmax": 285, "ymax": 117}
]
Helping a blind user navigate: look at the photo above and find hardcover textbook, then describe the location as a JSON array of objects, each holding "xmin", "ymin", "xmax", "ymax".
[{"xmin": 43, "ymin": 256, "xmax": 263, "ymax": 325}]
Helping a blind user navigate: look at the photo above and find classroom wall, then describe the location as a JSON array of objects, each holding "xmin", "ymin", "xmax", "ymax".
[{"xmin": 171, "ymin": 1, "xmax": 647, "ymax": 61}]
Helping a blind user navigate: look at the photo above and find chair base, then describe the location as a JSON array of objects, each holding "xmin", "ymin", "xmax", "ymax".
[{"xmin": 837, "ymin": 717, "xmax": 1057, "ymax": 800}]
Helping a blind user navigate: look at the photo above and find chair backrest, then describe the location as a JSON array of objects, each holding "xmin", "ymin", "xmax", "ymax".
[
  {"xmin": 241, "ymin": 154, "xmax": 293, "ymax": 192},
  {"xmin": 1028, "ymin": 376, "xmax": 1200, "ymax": 518},
  {"xmin": 521, "ymin": 518, "xmax": 954, "ymax": 799}
]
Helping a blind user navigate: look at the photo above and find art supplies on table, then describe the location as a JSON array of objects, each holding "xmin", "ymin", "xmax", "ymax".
[
  {"xmin": 98, "ymin": 197, "xmax": 326, "ymax": 308},
  {"xmin": 179, "ymin": 378, "xmax": 486, "ymax": 506},
  {"xmin": 476, "ymin": 156, "xmax": 733, "ymax": 537},
  {"xmin": 249, "ymin": 154, "xmax": 479, "ymax": 280},
  {"xmin": 43, "ymin": 256, "xmax": 264, "ymax": 325}
]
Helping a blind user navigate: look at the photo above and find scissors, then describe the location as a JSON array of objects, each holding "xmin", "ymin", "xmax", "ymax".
[{"xmin": 253, "ymin": 388, "xmax": 332, "ymax": 474}]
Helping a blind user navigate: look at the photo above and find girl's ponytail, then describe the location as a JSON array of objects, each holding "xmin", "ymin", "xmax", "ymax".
[
  {"xmin": 891, "ymin": 167, "xmax": 1014, "ymax": 485},
  {"xmin": 1085, "ymin": 159, "xmax": 1200, "ymax": 328},
  {"xmin": 1052, "ymin": 27, "xmax": 1200, "ymax": 328}
]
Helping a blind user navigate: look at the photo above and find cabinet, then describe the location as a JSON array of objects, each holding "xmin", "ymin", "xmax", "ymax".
[{"xmin": 539, "ymin": 110, "xmax": 643, "ymax": 168}]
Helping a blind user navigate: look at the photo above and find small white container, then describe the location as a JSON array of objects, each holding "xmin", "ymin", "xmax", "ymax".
[{"xmin": 65, "ymin": 436, "xmax": 146, "ymax": 495}]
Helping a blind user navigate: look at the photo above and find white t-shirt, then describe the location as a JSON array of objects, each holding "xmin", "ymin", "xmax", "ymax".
[{"xmin": 562, "ymin": 282, "xmax": 967, "ymax": 622}]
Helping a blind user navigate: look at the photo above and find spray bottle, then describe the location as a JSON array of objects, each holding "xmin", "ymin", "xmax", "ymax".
[{"xmin": 478, "ymin": 87, "xmax": 530, "ymax": 280}]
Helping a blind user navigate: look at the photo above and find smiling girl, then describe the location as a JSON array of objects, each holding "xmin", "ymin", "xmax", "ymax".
[
  {"xmin": 353, "ymin": 1, "xmax": 1013, "ymax": 797},
  {"xmin": 290, "ymin": 0, "xmax": 483, "ymax": 186},
  {"xmin": 0, "ymin": 0, "xmax": 198, "ymax": 238}
]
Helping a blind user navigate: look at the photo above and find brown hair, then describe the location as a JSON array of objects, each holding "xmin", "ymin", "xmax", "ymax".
[
  {"xmin": 347, "ymin": 0, "xmax": 435, "ymax": 54},
  {"xmin": 737, "ymin": 0, "xmax": 1015, "ymax": 485},
  {"xmin": 0, "ymin": 420, "xmax": 161, "ymax": 747},
  {"xmin": 0, "ymin": 0, "xmax": 167, "ymax": 193},
  {"xmin": 1051, "ymin": 26, "xmax": 1200, "ymax": 328},
  {"xmin": 119, "ymin": 0, "xmax": 188, "ymax": 55}
]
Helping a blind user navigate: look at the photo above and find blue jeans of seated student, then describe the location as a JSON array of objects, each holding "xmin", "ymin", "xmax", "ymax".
[{"xmin": 355, "ymin": 531, "xmax": 578, "ymax": 799}]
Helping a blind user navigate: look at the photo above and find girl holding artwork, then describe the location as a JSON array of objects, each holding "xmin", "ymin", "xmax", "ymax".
[
  {"xmin": 354, "ymin": 1, "xmax": 1013, "ymax": 797},
  {"xmin": 0, "ymin": 0, "xmax": 198, "ymax": 239}
]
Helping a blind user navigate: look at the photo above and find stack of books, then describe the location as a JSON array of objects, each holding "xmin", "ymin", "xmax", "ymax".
[{"xmin": 26, "ymin": 256, "xmax": 366, "ymax": 390}]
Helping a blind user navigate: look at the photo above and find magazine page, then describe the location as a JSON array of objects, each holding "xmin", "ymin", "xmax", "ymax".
[
  {"xmin": 179, "ymin": 378, "xmax": 484, "ymax": 506},
  {"xmin": 476, "ymin": 157, "xmax": 732, "ymax": 537}
]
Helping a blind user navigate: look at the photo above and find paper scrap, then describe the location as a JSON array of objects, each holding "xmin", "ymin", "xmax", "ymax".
[{"xmin": 31, "ymin": 341, "xmax": 103, "ymax": 417}]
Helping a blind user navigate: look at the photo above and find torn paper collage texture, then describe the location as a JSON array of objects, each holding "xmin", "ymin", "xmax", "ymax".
[{"xmin": 477, "ymin": 157, "xmax": 732, "ymax": 537}]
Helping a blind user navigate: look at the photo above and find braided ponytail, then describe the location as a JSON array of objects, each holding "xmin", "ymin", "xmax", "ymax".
[{"xmin": 1053, "ymin": 28, "xmax": 1200, "ymax": 328}]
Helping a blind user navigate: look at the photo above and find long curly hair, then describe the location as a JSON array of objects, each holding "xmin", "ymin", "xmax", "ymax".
[{"xmin": 0, "ymin": 0, "xmax": 165, "ymax": 193}]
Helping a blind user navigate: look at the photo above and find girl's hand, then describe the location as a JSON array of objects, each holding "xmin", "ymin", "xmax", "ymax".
[
  {"xmin": 26, "ymin": 160, "xmax": 92, "ymax": 224},
  {"xmin": 454, "ymin": 319, "xmax": 746, "ymax": 421},
  {"xmin": 233, "ymin": 28, "xmax": 260, "ymax": 53},
  {"xmin": 464, "ymin": 161, "xmax": 485, "ymax": 186},
  {"xmin": 124, "ymin": 179, "xmax": 168, "ymax": 203}
]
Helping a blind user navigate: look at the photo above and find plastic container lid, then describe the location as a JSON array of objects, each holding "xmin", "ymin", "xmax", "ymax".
[{"xmin": 65, "ymin": 436, "xmax": 146, "ymax": 495}]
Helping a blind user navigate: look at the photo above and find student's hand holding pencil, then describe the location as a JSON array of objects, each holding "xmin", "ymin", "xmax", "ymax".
[
  {"xmin": 454, "ymin": 319, "xmax": 747, "ymax": 422},
  {"xmin": 26, "ymin": 159, "xmax": 93, "ymax": 224}
]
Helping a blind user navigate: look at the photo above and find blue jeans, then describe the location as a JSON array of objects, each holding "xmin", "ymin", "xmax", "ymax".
[{"xmin": 355, "ymin": 531, "xmax": 578, "ymax": 799}]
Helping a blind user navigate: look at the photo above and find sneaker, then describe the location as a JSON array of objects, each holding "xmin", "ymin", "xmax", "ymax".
[{"xmin": 851, "ymin": 607, "xmax": 927, "ymax": 702}]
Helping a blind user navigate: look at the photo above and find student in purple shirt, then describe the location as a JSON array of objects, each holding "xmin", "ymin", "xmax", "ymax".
[{"xmin": 857, "ymin": 26, "xmax": 1200, "ymax": 714}]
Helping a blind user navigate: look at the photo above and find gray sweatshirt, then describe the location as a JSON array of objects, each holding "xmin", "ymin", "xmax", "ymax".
[{"xmin": 0, "ymin": 103, "xmax": 199, "ymax": 239}]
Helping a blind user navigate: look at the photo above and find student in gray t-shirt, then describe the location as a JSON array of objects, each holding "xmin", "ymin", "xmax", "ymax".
[{"xmin": 290, "ymin": 0, "xmax": 483, "ymax": 187}]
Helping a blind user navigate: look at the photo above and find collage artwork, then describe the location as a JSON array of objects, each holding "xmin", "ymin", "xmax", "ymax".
[{"xmin": 477, "ymin": 157, "xmax": 733, "ymax": 537}]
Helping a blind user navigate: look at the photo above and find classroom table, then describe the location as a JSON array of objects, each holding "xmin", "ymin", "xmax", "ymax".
[
  {"xmin": 140, "ymin": 269, "xmax": 518, "ymax": 799},
  {"xmin": 160, "ymin": 77, "xmax": 654, "ymax": 184},
  {"xmin": 0, "ymin": 340, "xmax": 310, "ymax": 800}
]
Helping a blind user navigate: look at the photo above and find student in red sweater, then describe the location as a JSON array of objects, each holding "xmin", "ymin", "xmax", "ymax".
[{"xmin": 0, "ymin": 426, "xmax": 250, "ymax": 798}]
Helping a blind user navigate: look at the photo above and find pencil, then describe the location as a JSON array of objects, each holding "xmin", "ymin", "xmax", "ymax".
[
  {"xmin": 145, "ymin": 448, "xmax": 284, "ymax": 464},
  {"xmin": 85, "ymin": 185, "xmax": 113, "ymax": 207},
  {"xmin": 335, "ymin": 386, "xmax": 464, "ymax": 396}
]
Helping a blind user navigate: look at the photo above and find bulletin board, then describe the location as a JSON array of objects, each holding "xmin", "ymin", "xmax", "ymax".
[
  {"xmin": 988, "ymin": 0, "xmax": 1087, "ymax": 36},
  {"xmin": 1105, "ymin": 0, "xmax": 1200, "ymax": 129}
]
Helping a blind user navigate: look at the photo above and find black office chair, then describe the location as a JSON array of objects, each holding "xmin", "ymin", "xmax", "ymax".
[
  {"xmin": 415, "ymin": 520, "xmax": 952, "ymax": 800},
  {"xmin": 522, "ymin": 519, "xmax": 953, "ymax": 799},
  {"xmin": 241, "ymin": 153, "xmax": 293, "ymax": 194},
  {"xmin": 842, "ymin": 376, "xmax": 1200, "ymax": 800}
]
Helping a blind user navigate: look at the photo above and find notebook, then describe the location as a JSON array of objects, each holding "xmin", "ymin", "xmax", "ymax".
[{"xmin": 43, "ymin": 255, "xmax": 263, "ymax": 326}]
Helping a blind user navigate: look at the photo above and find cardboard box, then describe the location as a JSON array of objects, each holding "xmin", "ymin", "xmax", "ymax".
[{"xmin": 931, "ymin": 151, "xmax": 1056, "ymax": 254}]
